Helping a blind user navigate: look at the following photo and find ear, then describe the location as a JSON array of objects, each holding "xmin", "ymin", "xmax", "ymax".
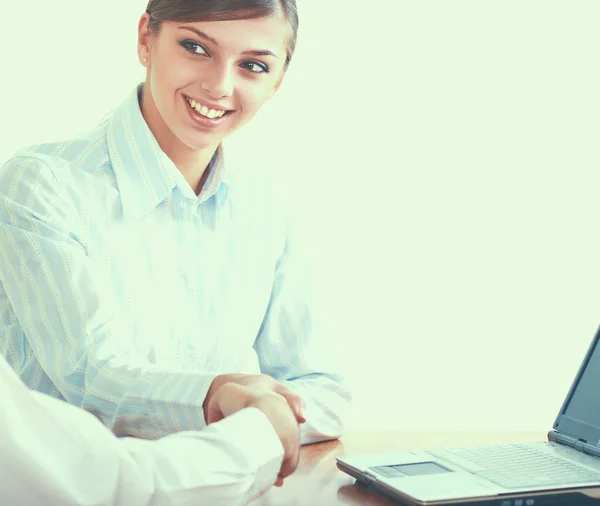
[{"xmin": 137, "ymin": 13, "xmax": 152, "ymax": 66}]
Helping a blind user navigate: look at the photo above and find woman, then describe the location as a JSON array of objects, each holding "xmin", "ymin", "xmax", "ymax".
[{"xmin": 0, "ymin": 0, "xmax": 350, "ymax": 481}]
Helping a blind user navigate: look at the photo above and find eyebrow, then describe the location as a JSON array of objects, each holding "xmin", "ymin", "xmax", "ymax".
[{"xmin": 177, "ymin": 26, "xmax": 279, "ymax": 58}]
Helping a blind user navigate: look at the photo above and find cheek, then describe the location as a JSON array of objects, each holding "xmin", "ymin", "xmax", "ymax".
[
  {"xmin": 157, "ymin": 66, "xmax": 192, "ymax": 97},
  {"xmin": 238, "ymin": 86, "xmax": 272, "ymax": 116},
  {"xmin": 152, "ymin": 49, "xmax": 195, "ymax": 98}
]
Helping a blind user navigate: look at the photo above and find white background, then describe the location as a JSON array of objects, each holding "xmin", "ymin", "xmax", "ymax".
[{"xmin": 1, "ymin": 1, "xmax": 599, "ymax": 431}]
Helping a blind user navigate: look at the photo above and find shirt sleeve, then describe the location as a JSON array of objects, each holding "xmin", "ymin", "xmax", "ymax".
[
  {"xmin": 253, "ymin": 213, "xmax": 353, "ymax": 445},
  {"xmin": 0, "ymin": 356, "xmax": 284, "ymax": 506},
  {"xmin": 0, "ymin": 155, "xmax": 216, "ymax": 439}
]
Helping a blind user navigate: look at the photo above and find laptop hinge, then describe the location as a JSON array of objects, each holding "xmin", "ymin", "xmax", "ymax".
[{"xmin": 550, "ymin": 431, "xmax": 600, "ymax": 458}]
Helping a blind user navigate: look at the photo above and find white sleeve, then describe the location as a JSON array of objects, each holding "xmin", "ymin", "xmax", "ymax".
[{"xmin": 0, "ymin": 357, "xmax": 284, "ymax": 506}]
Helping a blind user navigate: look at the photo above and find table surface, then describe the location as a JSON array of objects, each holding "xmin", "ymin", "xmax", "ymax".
[{"xmin": 250, "ymin": 430, "xmax": 600, "ymax": 505}]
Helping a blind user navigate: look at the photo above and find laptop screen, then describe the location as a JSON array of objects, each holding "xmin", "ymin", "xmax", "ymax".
[{"xmin": 553, "ymin": 326, "xmax": 600, "ymax": 447}]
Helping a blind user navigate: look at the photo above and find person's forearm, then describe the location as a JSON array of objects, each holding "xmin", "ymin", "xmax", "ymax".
[
  {"xmin": 2, "ymin": 356, "xmax": 283, "ymax": 506},
  {"xmin": 80, "ymin": 364, "xmax": 218, "ymax": 439},
  {"xmin": 115, "ymin": 408, "xmax": 284, "ymax": 506}
]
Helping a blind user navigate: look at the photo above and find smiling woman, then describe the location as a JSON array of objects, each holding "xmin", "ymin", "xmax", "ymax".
[
  {"xmin": 140, "ymin": 0, "xmax": 298, "ymax": 190},
  {"xmin": 0, "ymin": 0, "xmax": 351, "ymax": 503}
]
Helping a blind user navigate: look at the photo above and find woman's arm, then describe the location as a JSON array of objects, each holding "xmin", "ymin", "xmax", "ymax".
[
  {"xmin": 0, "ymin": 155, "xmax": 216, "ymax": 439},
  {"xmin": 0, "ymin": 356, "xmax": 284, "ymax": 506},
  {"xmin": 253, "ymin": 216, "xmax": 353, "ymax": 445}
]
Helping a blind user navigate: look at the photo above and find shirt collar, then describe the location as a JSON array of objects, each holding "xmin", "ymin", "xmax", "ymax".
[
  {"xmin": 106, "ymin": 84, "xmax": 231, "ymax": 218},
  {"xmin": 195, "ymin": 144, "xmax": 230, "ymax": 207}
]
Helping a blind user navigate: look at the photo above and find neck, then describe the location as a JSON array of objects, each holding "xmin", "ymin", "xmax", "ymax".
[
  {"xmin": 139, "ymin": 85, "xmax": 217, "ymax": 195},
  {"xmin": 169, "ymin": 144, "xmax": 217, "ymax": 195}
]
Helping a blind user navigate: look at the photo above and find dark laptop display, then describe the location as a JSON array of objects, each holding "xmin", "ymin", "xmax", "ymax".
[{"xmin": 553, "ymin": 328, "xmax": 600, "ymax": 449}]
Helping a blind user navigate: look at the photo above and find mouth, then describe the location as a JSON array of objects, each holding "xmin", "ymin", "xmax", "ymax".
[{"xmin": 183, "ymin": 94, "xmax": 233, "ymax": 120}]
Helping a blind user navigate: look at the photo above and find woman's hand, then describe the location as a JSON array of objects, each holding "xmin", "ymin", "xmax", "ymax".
[
  {"xmin": 206, "ymin": 381, "xmax": 303, "ymax": 486},
  {"xmin": 203, "ymin": 373, "xmax": 306, "ymax": 425}
]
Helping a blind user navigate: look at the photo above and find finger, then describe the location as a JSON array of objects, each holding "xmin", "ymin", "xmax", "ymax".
[
  {"xmin": 274, "ymin": 475, "xmax": 284, "ymax": 487},
  {"xmin": 288, "ymin": 400, "xmax": 305, "ymax": 424},
  {"xmin": 279, "ymin": 445, "xmax": 301, "ymax": 480},
  {"xmin": 274, "ymin": 384, "xmax": 306, "ymax": 422},
  {"xmin": 297, "ymin": 397, "xmax": 307, "ymax": 423},
  {"xmin": 205, "ymin": 397, "xmax": 225, "ymax": 425}
]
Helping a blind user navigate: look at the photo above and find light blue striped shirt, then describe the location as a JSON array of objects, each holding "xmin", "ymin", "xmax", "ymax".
[{"xmin": 0, "ymin": 85, "xmax": 350, "ymax": 444}]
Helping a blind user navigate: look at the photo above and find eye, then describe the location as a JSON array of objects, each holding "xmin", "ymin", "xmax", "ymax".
[
  {"xmin": 240, "ymin": 61, "xmax": 269, "ymax": 74},
  {"xmin": 179, "ymin": 40, "xmax": 209, "ymax": 56}
]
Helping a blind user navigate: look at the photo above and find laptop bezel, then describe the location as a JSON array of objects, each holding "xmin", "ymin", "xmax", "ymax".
[{"xmin": 552, "ymin": 325, "xmax": 600, "ymax": 447}]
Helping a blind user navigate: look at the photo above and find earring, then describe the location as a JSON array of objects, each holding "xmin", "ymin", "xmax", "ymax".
[{"xmin": 143, "ymin": 57, "xmax": 148, "ymax": 64}]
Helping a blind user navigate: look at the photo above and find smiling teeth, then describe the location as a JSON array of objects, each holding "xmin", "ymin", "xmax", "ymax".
[{"xmin": 186, "ymin": 97, "xmax": 226, "ymax": 119}]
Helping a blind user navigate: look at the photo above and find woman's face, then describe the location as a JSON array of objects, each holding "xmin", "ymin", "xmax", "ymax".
[{"xmin": 138, "ymin": 13, "xmax": 289, "ymax": 151}]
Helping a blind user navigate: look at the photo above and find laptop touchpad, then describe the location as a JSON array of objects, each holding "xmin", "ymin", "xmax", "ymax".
[{"xmin": 393, "ymin": 462, "xmax": 452, "ymax": 476}]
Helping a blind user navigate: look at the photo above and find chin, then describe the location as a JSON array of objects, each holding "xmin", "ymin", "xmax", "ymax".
[
  {"xmin": 174, "ymin": 128, "xmax": 221, "ymax": 151},
  {"xmin": 185, "ymin": 137, "xmax": 221, "ymax": 151}
]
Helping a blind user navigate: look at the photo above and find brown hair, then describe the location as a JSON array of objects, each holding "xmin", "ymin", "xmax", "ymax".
[{"xmin": 145, "ymin": 0, "xmax": 299, "ymax": 68}]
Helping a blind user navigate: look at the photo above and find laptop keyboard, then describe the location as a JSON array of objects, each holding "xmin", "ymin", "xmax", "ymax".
[{"xmin": 427, "ymin": 444, "xmax": 600, "ymax": 489}]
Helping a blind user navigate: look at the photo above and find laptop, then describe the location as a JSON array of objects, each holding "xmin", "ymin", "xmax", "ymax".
[{"xmin": 337, "ymin": 325, "xmax": 600, "ymax": 505}]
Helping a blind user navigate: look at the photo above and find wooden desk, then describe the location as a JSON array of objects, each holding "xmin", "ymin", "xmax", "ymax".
[{"xmin": 250, "ymin": 430, "xmax": 600, "ymax": 505}]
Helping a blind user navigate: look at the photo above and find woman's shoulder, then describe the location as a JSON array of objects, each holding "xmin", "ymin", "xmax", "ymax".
[{"xmin": 1, "ymin": 123, "xmax": 112, "ymax": 185}]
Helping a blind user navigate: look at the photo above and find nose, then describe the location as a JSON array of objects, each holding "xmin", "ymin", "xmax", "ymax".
[{"xmin": 202, "ymin": 61, "xmax": 234, "ymax": 100}]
